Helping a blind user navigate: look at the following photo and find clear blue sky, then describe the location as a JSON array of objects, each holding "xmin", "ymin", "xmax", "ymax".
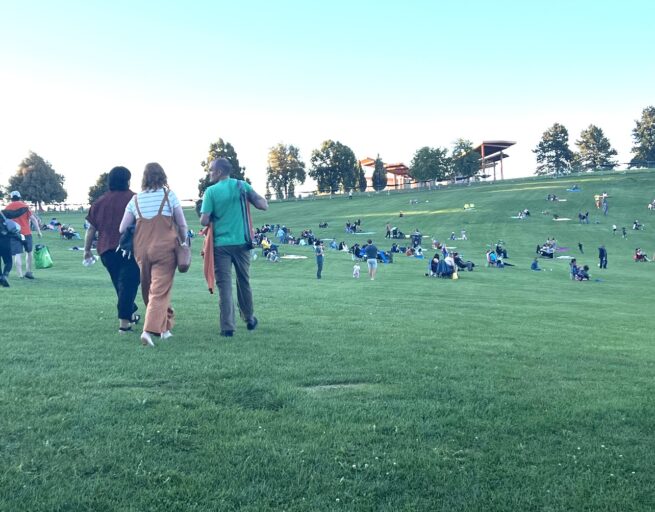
[{"xmin": 1, "ymin": 0, "xmax": 653, "ymax": 203}]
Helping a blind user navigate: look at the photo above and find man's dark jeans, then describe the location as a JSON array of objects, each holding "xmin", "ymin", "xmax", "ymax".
[
  {"xmin": 100, "ymin": 250, "xmax": 140, "ymax": 320},
  {"xmin": 214, "ymin": 245, "xmax": 255, "ymax": 332}
]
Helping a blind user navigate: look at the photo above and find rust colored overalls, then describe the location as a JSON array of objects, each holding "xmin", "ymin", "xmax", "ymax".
[{"xmin": 133, "ymin": 191, "xmax": 177, "ymax": 335}]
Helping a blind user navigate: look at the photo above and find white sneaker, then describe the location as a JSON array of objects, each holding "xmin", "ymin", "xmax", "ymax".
[
  {"xmin": 140, "ymin": 332, "xmax": 155, "ymax": 347},
  {"xmin": 161, "ymin": 330, "xmax": 173, "ymax": 340}
]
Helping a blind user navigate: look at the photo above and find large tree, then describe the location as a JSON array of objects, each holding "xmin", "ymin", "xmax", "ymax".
[
  {"xmin": 8, "ymin": 152, "xmax": 67, "ymax": 209},
  {"xmin": 371, "ymin": 155, "xmax": 387, "ymax": 191},
  {"xmin": 450, "ymin": 139, "xmax": 479, "ymax": 180},
  {"xmin": 629, "ymin": 106, "xmax": 655, "ymax": 168},
  {"xmin": 309, "ymin": 140, "xmax": 358, "ymax": 194},
  {"xmin": 357, "ymin": 162, "xmax": 367, "ymax": 192},
  {"xmin": 575, "ymin": 125, "xmax": 618, "ymax": 171},
  {"xmin": 88, "ymin": 172, "xmax": 109, "ymax": 204},
  {"xmin": 266, "ymin": 143, "xmax": 306, "ymax": 199},
  {"xmin": 533, "ymin": 123, "xmax": 574, "ymax": 176},
  {"xmin": 409, "ymin": 146, "xmax": 450, "ymax": 183},
  {"xmin": 198, "ymin": 138, "xmax": 246, "ymax": 197}
]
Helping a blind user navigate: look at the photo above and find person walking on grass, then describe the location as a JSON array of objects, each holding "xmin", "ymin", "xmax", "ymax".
[
  {"xmin": 365, "ymin": 238, "xmax": 378, "ymax": 280},
  {"xmin": 200, "ymin": 158, "xmax": 268, "ymax": 337},
  {"xmin": 120, "ymin": 163, "xmax": 188, "ymax": 348},
  {"xmin": 2, "ymin": 191, "xmax": 42, "ymax": 279},
  {"xmin": 85, "ymin": 166, "xmax": 141, "ymax": 334},
  {"xmin": 0, "ymin": 212, "xmax": 21, "ymax": 287},
  {"xmin": 314, "ymin": 240, "xmax": 324, "ymax": 279},
  {"xmin": 598, "ymin": 245, "xmax": 608, "ymax": 269}
]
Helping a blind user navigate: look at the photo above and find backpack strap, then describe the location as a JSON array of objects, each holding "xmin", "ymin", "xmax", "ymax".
[
  {"xmin": 237, "ymin": 181, "xmax": 253, "ymax": 245},
  {"xmin": 158, "ymin": 189, "xmax": 169, "ymax": 216},
  {"xmin": 134, "ymin": 195, "xmax": 143, "ymax": 218}
]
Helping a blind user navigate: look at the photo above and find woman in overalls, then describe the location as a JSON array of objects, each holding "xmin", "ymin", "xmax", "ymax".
[{"xmin": 120, "ymin": 163, "xmax": 188, "ymax": 347}]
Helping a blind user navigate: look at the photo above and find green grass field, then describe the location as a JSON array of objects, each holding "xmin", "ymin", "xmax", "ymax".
[{"xmin": 2, "ymin": 171, "xmax": 654, "ymax": 511}]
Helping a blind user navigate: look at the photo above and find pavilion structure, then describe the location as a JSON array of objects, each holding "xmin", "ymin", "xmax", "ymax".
[
  {"xmin": 472, "ymin": 141, "xmax": 516, "ymax": 181},
  {"xmin": 359, "ymin": 158, "xmax": 413, "ymax": 190}
]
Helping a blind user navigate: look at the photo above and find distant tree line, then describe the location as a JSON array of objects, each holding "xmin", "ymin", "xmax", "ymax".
[
  {"xmin": 533, "ymin": 105, "xmax": 655, "ymax": 176},
  {"xmin": 4, "ymin": 107, "xmax": 654, "ymax": 206}
]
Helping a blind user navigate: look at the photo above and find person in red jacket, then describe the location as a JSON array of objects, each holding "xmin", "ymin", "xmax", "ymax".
[{"xmin": 2, "ymin": 191, "xmax": 42, "ymax": 279}]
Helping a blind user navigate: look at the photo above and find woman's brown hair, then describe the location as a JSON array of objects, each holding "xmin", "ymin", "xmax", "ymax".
[{"xmin": 141, "ymin": 162, "xmax": 168, "ymax": 191}]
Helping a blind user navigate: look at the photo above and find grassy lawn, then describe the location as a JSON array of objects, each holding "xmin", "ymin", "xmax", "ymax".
[{"xmin": 1, "ymin": 171, "xmax": 654, "ymax": 511}]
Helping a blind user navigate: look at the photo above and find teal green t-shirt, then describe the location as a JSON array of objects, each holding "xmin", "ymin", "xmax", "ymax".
[{"xmin": 200, "ymin": 178, "xmax": 253, "ymax": 247}]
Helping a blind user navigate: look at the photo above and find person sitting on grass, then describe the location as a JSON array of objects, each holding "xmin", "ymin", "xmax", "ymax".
[
  {"xmin": 486, "ymin": 249, "xmax": 497, "ymax": 267},
  {"xmin": 453, "ymin": 252, "xmax": 475, "ymax": 271},
  {"xmin": 576, "ymin": 265, "xmax": 590, "ymax": 281},
  {"xmin": 530, "ymin": 257, "xmax": 542, "ymax": 271},
  {"xmin": 570, "ymin": 258, "xmax": 579, "ymax": 280},
  {"xmin": 350, "ymin": 243, "xmax": 363, "ymax": 260},
  {"xmin": 442, "ymin": 252, "xmax": 456, "ymax": 275},
  {"xmin": 267, "ymin": 248, "xmax": 279, "ymax": 262},
  {"xmin": 428, "ymin": 253, "xmax": 440, "ymax": 277},
  {"xmin": 436, "ymin": 254, "xmax": 453, "ymax": 278}
]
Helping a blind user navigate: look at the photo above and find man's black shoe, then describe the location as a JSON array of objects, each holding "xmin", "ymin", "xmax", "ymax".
[
  {"xmin": 247, "ymin": 317, "xmax": 258, "ymax": 331},
  {"xmin": 220, "ymin": 330, "xmax": 234, "ymax": 337},
  {"xmin": 0, "ymin": 276, "xmax": 9, "ymax": 288}
]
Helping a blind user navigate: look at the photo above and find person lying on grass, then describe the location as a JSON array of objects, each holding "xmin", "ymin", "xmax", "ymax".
[{"xmin": 634, "ymin": 248, "xmax": 650, "ymax": 262}]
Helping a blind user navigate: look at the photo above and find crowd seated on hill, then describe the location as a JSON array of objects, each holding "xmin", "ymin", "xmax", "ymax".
[
  {"xmin": 299, "ymin": 229, "xmax": 317, "ymax": 245},
  {"xmin": 42, "ymin": 217, "xmax": 62, "ymax": 231},
  {"xmin": 536, "ymin": 238, "xmax": 557, "ymax": 258},
  {"xmin": 349, "ymin": 242, "xmax": 392, "ymax": 263},
  {"xmin": 632, "ymin": 219, "xmax": 643, "ymax": 230},
  {"xmin": 647, "ymin": 200, "xmax": 655, "ymax": 211},
  {"xmin": 427, "ymin": 253, "xmax": 455, "ymax": 278},
  {"xmin": 318, "ymin": 221, "xmax": 328, "ymax": 228},
  {"xmin": 345, "ymin": 220, "xmax": 361, "ymax": 233},
  {"xmin": 517, "ymin": 208, "xmax": 530, "ymax": 219},
  {"xmin": 634, "ymin": 248, "xmax": 650, "ymax": 262},
  {"xmin": 390, "ymin": 226, "xmax": 405, "ymax": 239},
  {"xmin": 486, "ymin": 249, "xmax": 514, "ymax": 268},
  {"xmin": 258, "ymin": 236, "xmax": 279, "ymax": 262},
  {"xmin": 269, "ymin": 225, "xmax": 302, "ymax": 244}
]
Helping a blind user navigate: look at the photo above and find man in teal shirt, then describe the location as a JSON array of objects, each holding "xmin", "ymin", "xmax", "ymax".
[{"xmin": 200, "ymin": 158, "xmax": 268, "ymax": 337}]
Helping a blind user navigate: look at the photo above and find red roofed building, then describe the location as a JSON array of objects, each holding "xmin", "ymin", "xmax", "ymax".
[{"xmin": 359, "ymin": 158, "xmax": 415, "ymax": 190}]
